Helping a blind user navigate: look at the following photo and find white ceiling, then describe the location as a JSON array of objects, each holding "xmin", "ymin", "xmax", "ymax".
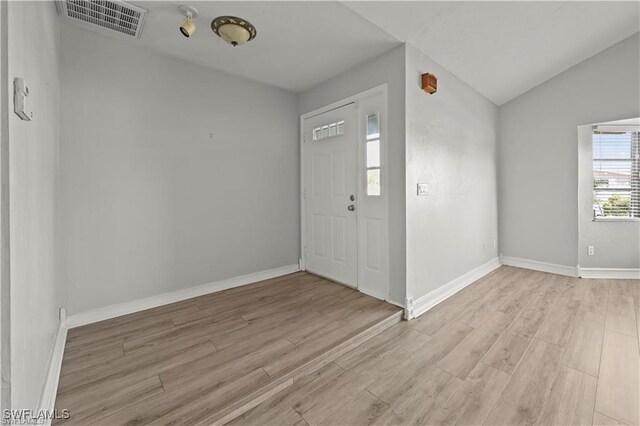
[
  {"xmin": 125, "ymin": 1, "xmax": 400, "ymax": 92},
  {"xmin": 64, "ymin": 1, "xmax": 639, "ymax": 101},
  {"xmin": 344, "ymin": 1, "xmax": 640, "ymax": 105}
]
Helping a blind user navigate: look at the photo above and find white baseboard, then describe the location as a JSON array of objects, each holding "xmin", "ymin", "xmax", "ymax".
[
  {"xmin": 579, "ymin": 267, "xmax": 640, "ymax": 279},
  {"xmin": 66, "ymin": 264, "xmax": 300, "ymax": 328},
  {"xmin": 408, "ymin": 257, "xmax": 501, "ymax": 320},
  {"xmin": 386, "ymin": 298, "xmax": 406, "ymax": 309},
  {"xmin": 38, "ymin": 308, "xmax": 67, "ymax": 425},
  {"xmin": 501, "ymin": 256, "xmax": 578, "ymax": 277}
]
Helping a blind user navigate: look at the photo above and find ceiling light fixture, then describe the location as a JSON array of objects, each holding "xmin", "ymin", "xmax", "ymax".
[
  {"xmin": 211, "ymin": 16, "xmax": 257, "ymax": 47},
  {"xmin": 179, "ymin": 5, "xmax": 198, "ymax": 38}
]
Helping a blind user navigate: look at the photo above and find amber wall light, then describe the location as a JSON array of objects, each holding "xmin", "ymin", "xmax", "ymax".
[{"xmin": 422, "ymin": 73, "xmax": 438, "ymax": 94}]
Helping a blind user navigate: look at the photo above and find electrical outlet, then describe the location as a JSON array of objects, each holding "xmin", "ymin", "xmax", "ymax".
[{"xmin": 588, "ymin": 246, "xmax": 595, "ymax": 256}]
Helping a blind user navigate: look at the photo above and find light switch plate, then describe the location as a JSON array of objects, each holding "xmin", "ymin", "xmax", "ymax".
[
  {"xmin": 14, "ymin": 77, "xmax": 32, "ymax": 121},
  {"xmin": 417, "ymin": 183, "xmax": 429, "ymax": 196}
]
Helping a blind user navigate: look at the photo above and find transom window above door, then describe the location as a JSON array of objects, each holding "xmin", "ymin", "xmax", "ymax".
[{"xmin": 312, "ymin": 120, "xmax": 345, "ymax": 141}]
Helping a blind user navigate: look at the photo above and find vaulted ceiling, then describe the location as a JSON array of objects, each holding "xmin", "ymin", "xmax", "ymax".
[
  {"xmin": 344, "ymin": 1, "xmax": 640, "ymax": 105},
  {"xmin": 67, "ymin": 1, "xmax": 639, "ymax": 104},
  {"xmin": 125, "ymin": 1, "xmax": 400, "ymax": 93}
]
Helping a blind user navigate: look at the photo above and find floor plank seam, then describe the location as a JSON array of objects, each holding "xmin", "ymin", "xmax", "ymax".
[
  {"xmin": 475, "ymin": 308, "xmax": 523, "ymax": 376},
  {"xmin": 157, "ymin": 374, "xmax": 168, "ymax": 392},
  {"xmin": 593, "ymin": 295, "xmax": 608, "ymax": 385},
  {"xmin": 209, "ymin": 339, "xmax": 219, "ymax": 351},
  {"xmin": 562, "ymin": 364, "xmax": 599, "ymax": 379},
  {"xmin": 481, "ymin": 288, "xmax": 561, "ymax": 425},
  {"xmin": 536, "ymin": 349, "xmax": 566, "ymax": 425},
  {"xmin": 594, "ymin": 410, "xmax": 629, "ymax": 426},
  {"xmin": 285, "ymin": 337, "xmax": 301, "ymax": 350},
  {"xmin": 533, "ymin": 280, "xmax": 588, "ymax": 425}
]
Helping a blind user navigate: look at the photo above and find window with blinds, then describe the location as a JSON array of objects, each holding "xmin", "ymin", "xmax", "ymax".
[{"xmin": 592, "ymin": 127, "xmax": 640, "ymax": 219}]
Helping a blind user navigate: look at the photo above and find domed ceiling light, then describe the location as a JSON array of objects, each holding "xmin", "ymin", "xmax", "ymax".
[
  {"xmin": 211, "ymin": 16, "xmax": 257, "ymax": 47},
  {"xmin": 179, "ymin": 5, "xmax": 198, "ymax": 38}
]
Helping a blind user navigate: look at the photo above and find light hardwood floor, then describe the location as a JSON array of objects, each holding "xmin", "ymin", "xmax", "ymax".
[
  {"xmin": 55, "ymin": 267, "xmax": 640, "ymax": 425},
  {"xmin": 54, "ymin": 272, "xmax": 401, "ymax": 425},
  {"xmin": 232, "ymin": 267, "xmax": 640, "ymax": 426}
]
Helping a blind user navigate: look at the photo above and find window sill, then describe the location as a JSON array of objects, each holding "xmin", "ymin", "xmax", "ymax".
[{"xmin": 593, "ymin": 217, "xmax": 640, "ymax": 223}]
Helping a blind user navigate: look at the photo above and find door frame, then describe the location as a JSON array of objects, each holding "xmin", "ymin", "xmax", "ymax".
[
  {"xmin": 0, "ymin": 0, "xmax": 9, "ymax": 410},
  {"xmin": 299, "ymin": 84, "xmax": 389, "ymax": 300}
]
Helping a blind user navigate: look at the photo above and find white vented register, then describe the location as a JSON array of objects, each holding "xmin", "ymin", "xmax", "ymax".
[{"xmin": 56, "ymin": 0, "xmax": 147, "ymax": 39}]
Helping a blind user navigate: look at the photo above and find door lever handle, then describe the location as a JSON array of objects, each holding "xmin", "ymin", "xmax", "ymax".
[{"xmin": 347, "ymin": 205, "xmax": 355, "ymax": 211}]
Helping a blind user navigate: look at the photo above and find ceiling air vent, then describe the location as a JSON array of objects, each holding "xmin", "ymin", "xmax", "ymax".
[{"xmin": 57, "ymin": 0, "xmax": 147, "ymax": 39}]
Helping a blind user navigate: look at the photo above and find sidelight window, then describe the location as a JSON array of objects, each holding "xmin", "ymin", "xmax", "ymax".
[{"xmin": 366, "ymin": 112, "xmax": 381, "ymax": 196}]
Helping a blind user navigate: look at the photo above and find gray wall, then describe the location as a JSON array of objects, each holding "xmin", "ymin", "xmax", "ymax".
[
  {"xmin": 499, "ymin": 33, "xmax": 640, "ymax": 268},
  {"xmin": 59, "ymin": 25, "xmax": 300, "ymax": 315},
  {"xmin": 0, "ymin": 0, "xmax": 8, "ymax": 409},
  {"xmin": 298, "ymin": 44, "xmax": 407, "ymax": 305},
  {"xmin": 5, "ymin": 1, "xmax": 63, "ymax": 410},
  {"xmin": 578, "ymin": 124, "xmax": 640, "ymax": 269},
  {"xmin": 405, "ymin": 44, "xmax": 499, "ymax": 300}
]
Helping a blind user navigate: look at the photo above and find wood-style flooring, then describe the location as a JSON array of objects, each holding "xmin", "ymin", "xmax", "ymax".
[
  {"xmin": 232, "ymin": 267, "xmax": 640, "ymax": 426},
  {"xmin": 55, "ymin": 266, "xmax": 640, "ymax": 425},
  {"xmin": 54, "ymin": 272, "xmax": 401, "ymax": 425}
]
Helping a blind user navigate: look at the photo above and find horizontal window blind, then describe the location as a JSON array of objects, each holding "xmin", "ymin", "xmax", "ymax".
[{"xmin": 592, "ymin": 128, "xmax": 640, "ymax": 218}]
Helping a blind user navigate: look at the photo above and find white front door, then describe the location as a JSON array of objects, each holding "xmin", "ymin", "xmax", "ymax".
[{"xmin": 304, "ymin": 103, "xmax": 358, "ymax": 287}]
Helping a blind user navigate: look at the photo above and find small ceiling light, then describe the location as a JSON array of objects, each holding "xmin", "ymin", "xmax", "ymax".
[
  {"xmin": 179, "ymin": 5, "xmax": 198, "ymax": 38},
  {"xmin": 211, "ymin": 16, "xmax": 257, "ymax": 47}
]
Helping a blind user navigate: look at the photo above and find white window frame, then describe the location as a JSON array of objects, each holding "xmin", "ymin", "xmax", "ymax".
[{"xmin": 592, "ymin": 125, "xmax": 640, "ymax": 222}]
